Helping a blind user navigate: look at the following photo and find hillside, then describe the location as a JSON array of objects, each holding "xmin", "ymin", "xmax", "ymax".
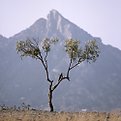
[{"xmin": 0, "ymin": 10, "xmax": 121, "ymax": 111}]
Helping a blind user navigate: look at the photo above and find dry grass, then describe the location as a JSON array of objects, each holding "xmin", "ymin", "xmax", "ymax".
[{"xmin": 0, "ymin": 110, "xmax": 121, "ymax": 121}]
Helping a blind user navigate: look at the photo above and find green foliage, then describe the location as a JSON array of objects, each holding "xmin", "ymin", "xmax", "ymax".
[
  {"xmin": 65, "ymin": 39, "xmax": 80, "ymax": 61},
  {"xmin": 16, "ymin": 39, "xmax": 40, "ymax": 59},
  {"xmin": 16, "ymin": 38, "xmax": 99, "ymax": 63},
  {"xmin": 65, "ymin": 39, "xmax": 100, "ymax": 63},
  {"xmin": 83, "ymin": 40, "xmax": 100, "ymax": 62},
  {"xmin": 42, "ymin": 37, "xmax": 59, "ymax": 52},
  {"xmin": 42, "ymin": 38, "xmax": 51, "ymax": 52},
  {"xmin": 16, "ymin": 37, "xmax": 59, "ymax": 59}
]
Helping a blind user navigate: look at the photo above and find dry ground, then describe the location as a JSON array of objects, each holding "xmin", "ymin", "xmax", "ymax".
[{"xmin": 0, "ymin": 109, "xmax": 121, "ymax": 121}]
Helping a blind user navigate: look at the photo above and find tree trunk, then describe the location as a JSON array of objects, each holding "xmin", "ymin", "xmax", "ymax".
[{"xmin": 48, "ymin": 84, "xmax": 54, "ymax": 112}]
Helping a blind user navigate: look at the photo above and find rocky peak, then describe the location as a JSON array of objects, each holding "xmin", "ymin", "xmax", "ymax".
[
  {"xmin": 46, "ymin": 10, "xmax": 64, "ymax": 34},
  {"xmin": 46, "ymin": 10, "xmax": 93, "ymax": 40},
  {"xmin": 47, "ymin": 9, "xmax": 63, "ymax": 22},
  {"xmin": 31, "ymin": 18, "xmax": 46, "ymax": 28}
]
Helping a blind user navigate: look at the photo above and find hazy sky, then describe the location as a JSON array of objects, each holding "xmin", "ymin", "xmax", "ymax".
[{"xmin": 0, "ymin": 0, "xmax": 121, "ymax": 50}]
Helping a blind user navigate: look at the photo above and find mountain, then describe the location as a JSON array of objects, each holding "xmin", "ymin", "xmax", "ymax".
[{"xmin": 0, "ymin": 9, "xmax": 121, "ymax": 111}]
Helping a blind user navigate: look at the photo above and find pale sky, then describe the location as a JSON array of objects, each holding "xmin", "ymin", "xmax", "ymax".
[{"xmin": 0, "ymin": 0, "xmax": 121, "ymax": 50}]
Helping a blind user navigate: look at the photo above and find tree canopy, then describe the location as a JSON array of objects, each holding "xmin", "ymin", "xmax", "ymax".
[{"xmin": 16, "ymin": 38, "xmax": 100, "ymax": 112}]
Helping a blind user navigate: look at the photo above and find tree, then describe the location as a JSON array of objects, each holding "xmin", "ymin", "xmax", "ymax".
[{"xmin": 16, "ymin": 38, "xmax": 100, "ymax": 112}]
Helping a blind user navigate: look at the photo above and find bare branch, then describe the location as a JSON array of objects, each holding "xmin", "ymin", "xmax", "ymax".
[
  {"xmin": 66, "ymin": 59, "xmax": 72, "ymax": 81},
  {"xmin": 38, "ymin": 51, "xmax": 52, "ymax": 83},
  {"xmin": 52, "ymin": 73, "xmax": 69, "ymax": 91},
  {"xmin": 70, "ymin": 62, "xmax": 80, "ymax": 70},
  {"xmin": 52, "ymin": 73, "xmax": 63, "ymax": 91},
  {"xmin": 70, "ymin": 58, "xmax": 85, "ymax": 70},
  {"xmin": 44, "ymin": 52, "xmax": 48, "ymax": 67}
]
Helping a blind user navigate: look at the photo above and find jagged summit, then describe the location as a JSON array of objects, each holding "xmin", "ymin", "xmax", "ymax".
[
  {"xmin": 12, "ymin": 9, "xmax": 92, "ymax": 41},
  {"xmin": 32, "ymin": 9, "xmax": 62, "ymax": 26},
  {"xmin": 47, "ymin": 9, "xmax": 63, "ymax": 19},
  {"xmin": 46, "ymin": 9, "xmax": 66, "ymax": 37},
  {"xmin": 47, "ymin": 9, "xmax": 64, "ymax": 24},
  {"xmin": 31, "ymin": 9, "xmax": 63, "ymax": 32}
]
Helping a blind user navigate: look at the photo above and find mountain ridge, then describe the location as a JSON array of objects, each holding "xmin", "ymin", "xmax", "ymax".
[
  {"xmin": 0, "ymin": 10, "xmax": 121, "ymax": 111},
  {"xmin": 9, "ymin": 10, "xmax": 93, "ymax": 42}
]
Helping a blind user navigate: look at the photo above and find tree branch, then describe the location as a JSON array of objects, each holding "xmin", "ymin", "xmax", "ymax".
[
  {"xmin": 38, "ymin": 51, "xmax": 52, "ymax": 83},
  {"xmin": 52, "ymin": 73, "xmax": 69, "ymax": 91},
  {"xmin": 70, "ymin": 62, "xmax": 79, "ymax": 70},
  {"xmin": 66, "ymin": 59, "xmax": 73, "ymax": 81},
  {"xmin": 44, "ymin": 52, "xmax": 48, "ymax": 67},
  {"xmin": 70, "ymin": 58, "xmax": 85, "ymax": 70},
  {"xmin": 52, "ymin": 58, "xmax": 83, "ymax": 91}
]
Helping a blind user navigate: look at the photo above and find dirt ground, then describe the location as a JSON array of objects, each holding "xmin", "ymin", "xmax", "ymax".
[{"xmin": 0, "ymin": 110, "xmax": 121, "ymax": 121}]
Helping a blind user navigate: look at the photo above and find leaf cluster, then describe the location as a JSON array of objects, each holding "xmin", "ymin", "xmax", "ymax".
[
  {"xmin": 16, "ymin": 37, "xmax": 59, "ymax": 59},
  {"xmin": 16, "ymin": 38, "xmax": 100, "ymax": 64},
  {"xmin": 16, "ymin": 39, "xmax": 40, "ymax": 59},
  {"xmin": 65, "ymin": 39, "xmax": 100, "ymax": 63},
  {"xmin": 65, "ymin": 39, "xmax": 80, "ymax": 61},
  {"xmin": 82, "ymin": 40, "xmax": 100, "ymax": 63},
  {"xmin": 41, "ymin": 37, "xmax": 58, "ymax": 52}
]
